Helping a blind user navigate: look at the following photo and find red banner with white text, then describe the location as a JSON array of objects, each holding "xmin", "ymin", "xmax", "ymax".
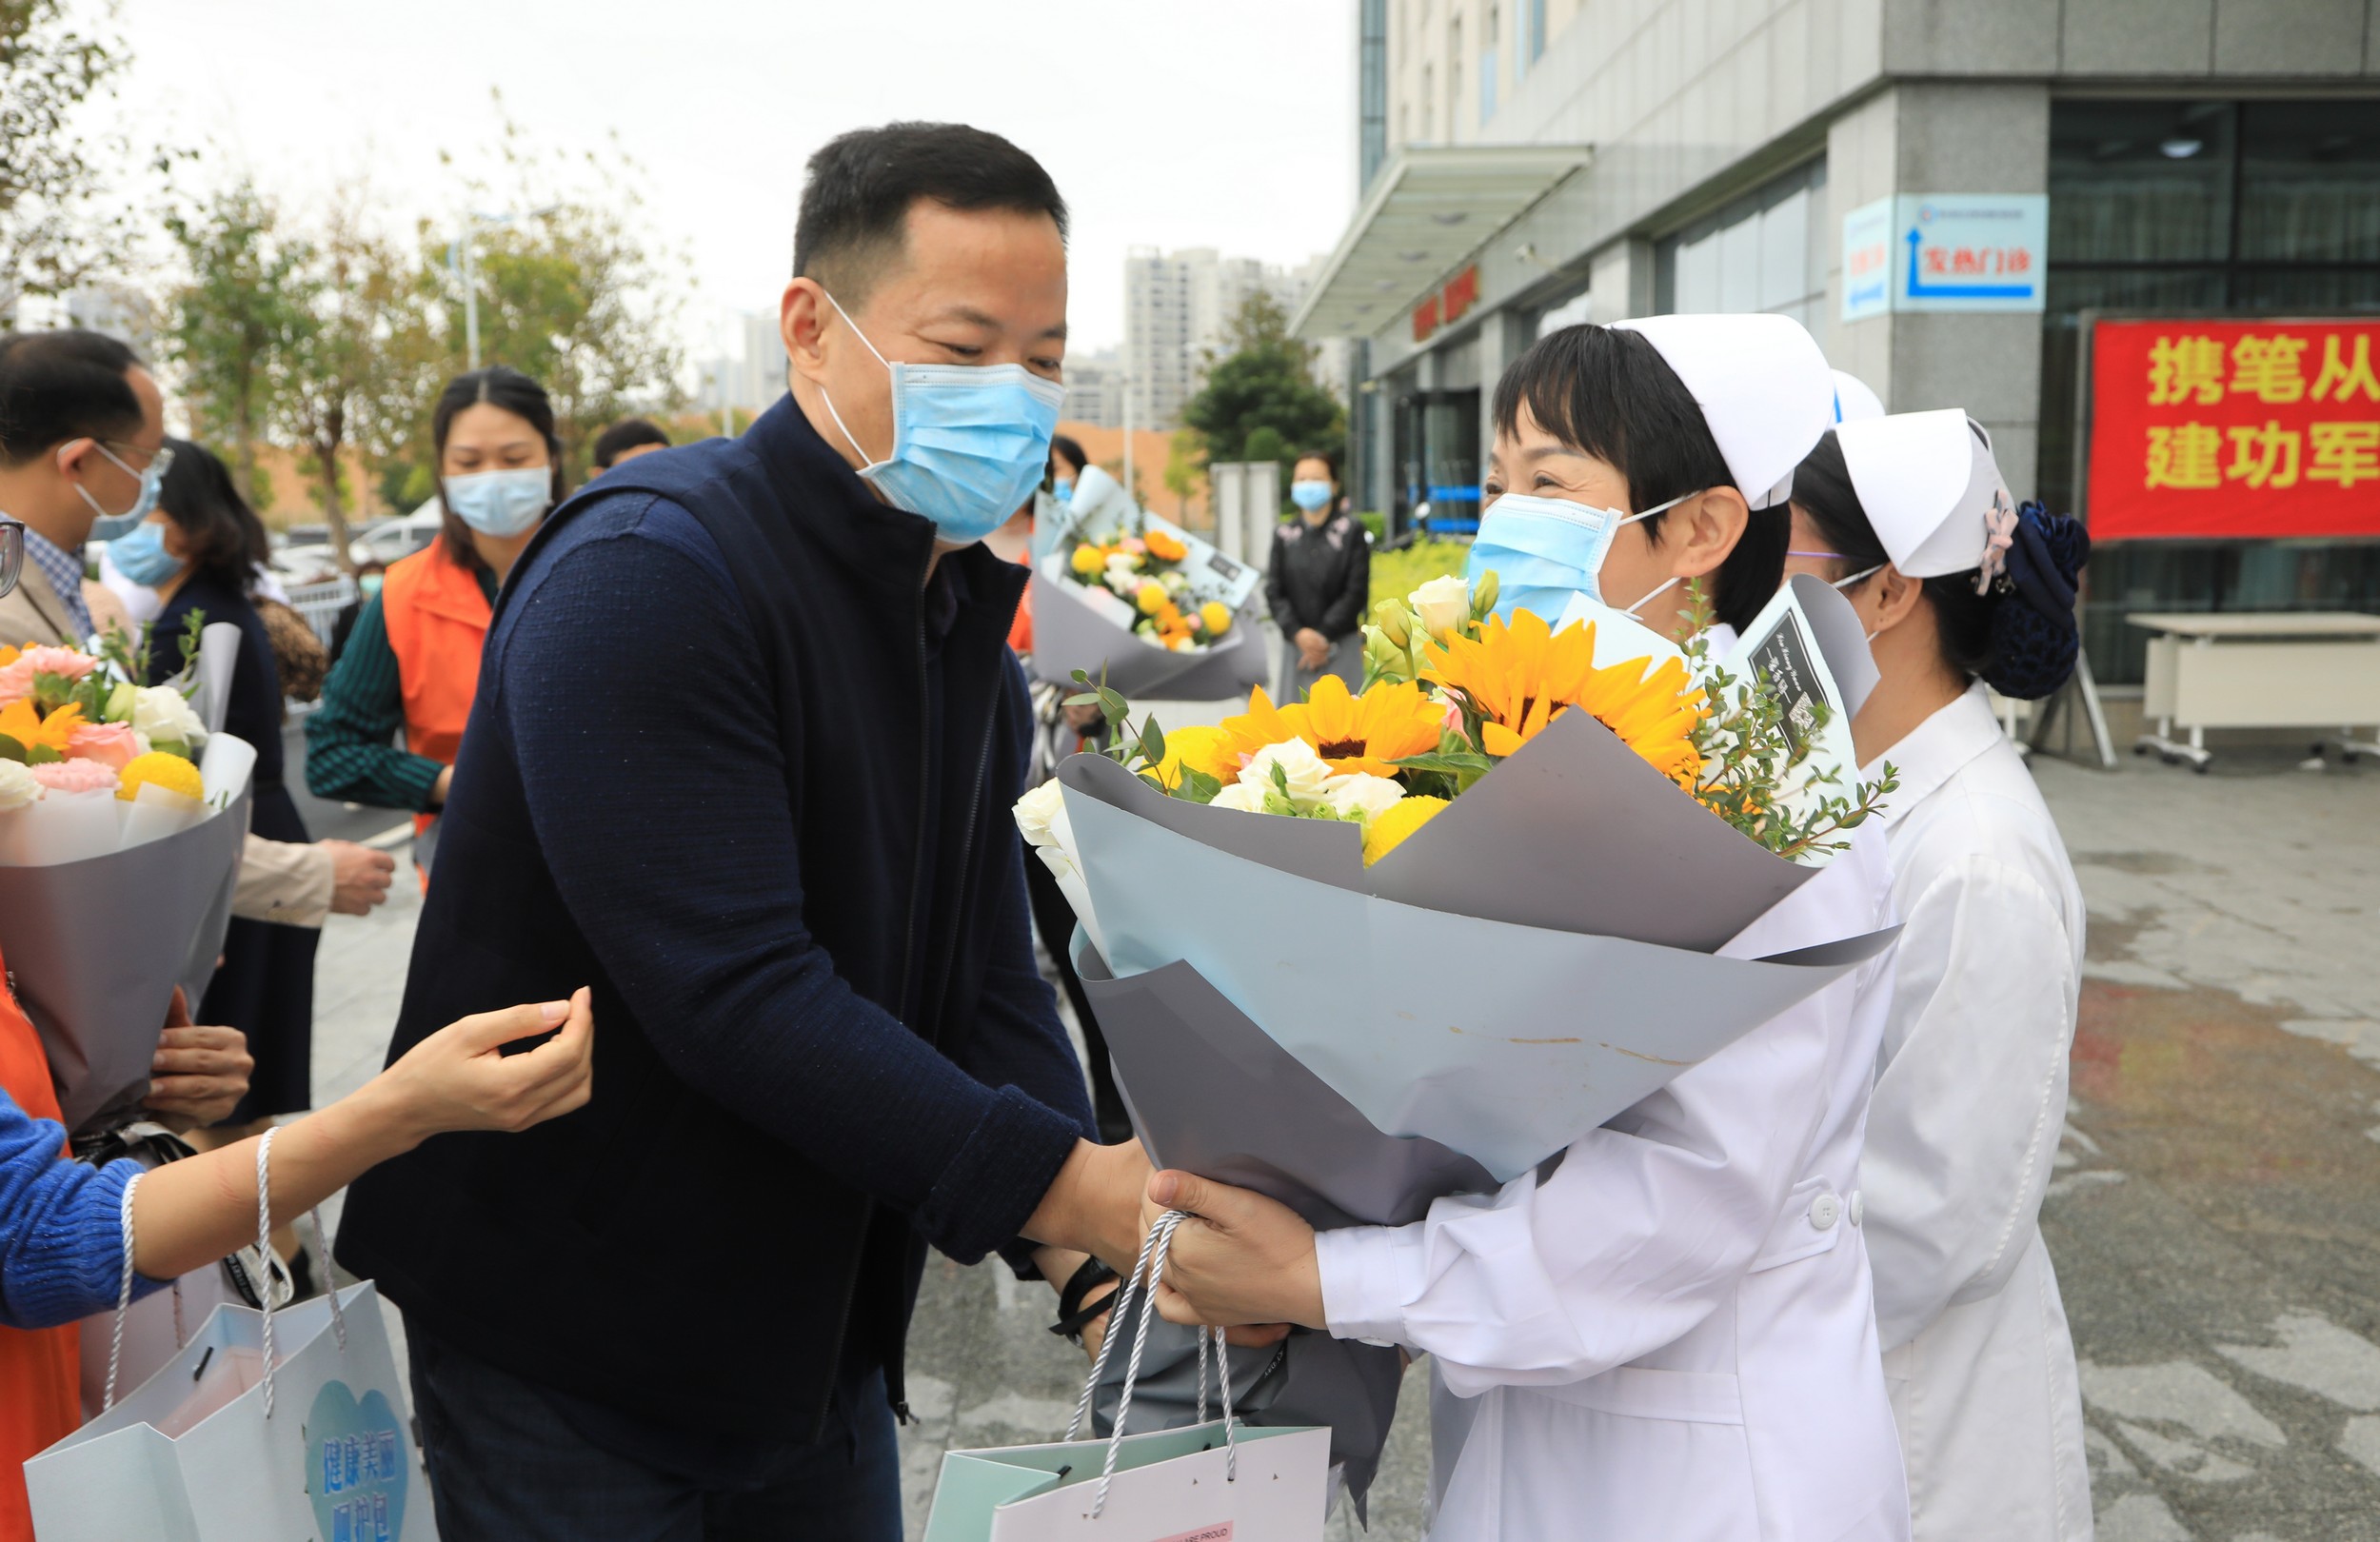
[{"xmin": 2087, "ymin": 318, "xmax": 2380, "ymax": 539}]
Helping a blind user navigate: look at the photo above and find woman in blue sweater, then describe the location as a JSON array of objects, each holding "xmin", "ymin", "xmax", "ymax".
[{"xmin": 0, "ymin": 982, "xmax": 593, "ymax": 1334}]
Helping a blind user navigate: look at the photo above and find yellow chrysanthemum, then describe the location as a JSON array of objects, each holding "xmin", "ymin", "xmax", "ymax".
[
  {"xmin": 0, "ymin": 697, "xmax": 84, "ymax": 755},
  {"xmin": 1200, "ymin": 602, "xmax": 1232, "ymax": 637},
  {"xmin": 1424, "ymin": 611, "xmax": 1705, "ymax": 790},
  {"xmin": 116, "ymin": 750, "xmax": 204, "ymax": 803},
  {"xmin": 1363, "ymin": 793, "xmax": 1447, "ymax": 864},
  {"xmin": 1135, "ymin": 582, "xmax": 1168, "ymax": 616},
  {"xmin": 1220, "ymin": 674, "xmax": 1445, "ymax": 781},
  {"xmin": 1070, "ymin": 544, "xmax": 1105, "ymax": 576}
]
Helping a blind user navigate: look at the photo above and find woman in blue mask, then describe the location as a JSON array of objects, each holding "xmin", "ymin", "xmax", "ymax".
[
  {"xmin": 1469, "ymin": 316, "xmax": 1833, "ymax": 650},
  {"xmin": 131, "ymin": 442, "xmax": 327, "ymax": 1137},
  {"xmin": 307, "ymin": 367, "xmax": 564, "ymax": 856},
  {"xmin": 1263, "ymin": 451, "xmax": 1368, "ymax": 699}
]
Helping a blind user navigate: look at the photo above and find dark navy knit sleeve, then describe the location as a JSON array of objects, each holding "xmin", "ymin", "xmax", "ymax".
[
  {"xmin": 489, "ymin": 497, "xmax": 1082, "ymax": 1265},
  {"xmin": 0, "ymin": 1090, "xmax": 156, "ymax": 1330}
]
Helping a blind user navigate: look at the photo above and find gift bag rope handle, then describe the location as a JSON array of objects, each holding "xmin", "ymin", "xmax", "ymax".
[
  {"xmin": 1062, "ymin": 1210, "xmax": 1241, "ymax": 1521},
  {"xmin": 257, "ymin": 1129, "xmax": 353, "ymax": 1418}
]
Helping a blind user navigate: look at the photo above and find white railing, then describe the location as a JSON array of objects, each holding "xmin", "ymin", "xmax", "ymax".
[
  {"xmin": 279, "ymin": 576, "xmax": 357, "ymax": 721},
  {"xmin": 282, "ymin": 576, "xmax": 357, "ymax": 647}
]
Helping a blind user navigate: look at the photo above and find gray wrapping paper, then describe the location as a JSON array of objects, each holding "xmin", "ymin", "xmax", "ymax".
[
  {"xmin": 1078, "ymin": 942, "xmax": 1492, "ymax": 1233},
  {"xmin": 0, "ymin": 787, "xmax": 248, "ymax": 1132},
  {"xmin": 1027, "ymin": 570, "xmax": 1267, "ymax": 701},
  {"xmin": 1058, "ymin": 747, "xmax": 1899, "ymax": 1181},
  {"xmin": 1076, "ymin": 941, "xmax": 1458, "ymax": 1521}
]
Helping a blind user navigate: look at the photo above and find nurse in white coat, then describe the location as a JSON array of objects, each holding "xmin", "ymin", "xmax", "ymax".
[
  {"xmin": 1783, "ymin": 413, "xmax": 2094, "ymax": 1539},
  {"xmin": 1140, "ymin": 318, "xmax": 1913, "ymax": 1541}
]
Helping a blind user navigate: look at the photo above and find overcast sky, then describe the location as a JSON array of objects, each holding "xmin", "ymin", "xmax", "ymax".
[{"xmin": 112, "ymin": 0, "xmax": 1358, "ymax": 365}]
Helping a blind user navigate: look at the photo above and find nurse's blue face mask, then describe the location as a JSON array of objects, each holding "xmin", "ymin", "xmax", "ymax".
[
  {"xmin": 1463, "ymin": 489, "xmax": 1695, "ymax": 625},
  {"xmin": 815, "ymin": 289, "xmax": 1065, "ymax": 547}
]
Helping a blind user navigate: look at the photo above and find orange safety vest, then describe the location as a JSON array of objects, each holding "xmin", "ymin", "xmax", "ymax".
[
  {"xmin": 0, "ymin": 947, "xmax": 81, "ymax": 1542},
  {"xmin": 379, "ymin": 537, "xmax": 494, "ymax": 841}
]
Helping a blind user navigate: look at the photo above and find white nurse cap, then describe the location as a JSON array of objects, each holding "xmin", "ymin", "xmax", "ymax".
[
  {"xmin": 1613, "ymin": 313, "xmax": 1835, "ymax": 510},
  {"xmin": 1834, "ymin": 408, "xmax": 2013, "ymax": 579},
  {"xmin": 1831, "ymin": 370, "xmax": 1885, "ymax": 423}
]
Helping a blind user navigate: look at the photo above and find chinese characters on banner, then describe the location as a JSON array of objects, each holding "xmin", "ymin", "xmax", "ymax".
[{"xmin": 2087, "ymin": 319, "xmax": 2380, "ymax": 539}]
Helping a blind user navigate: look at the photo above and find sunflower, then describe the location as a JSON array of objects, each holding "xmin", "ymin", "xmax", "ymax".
[
  {"xmin": 0, "ymin": 697, "xmax": 85, "ymax": 757},
  {"xmin": 1220, "ymin": 674, "xmax": 1444, "ymax": 781},
  {"xmin": 1424, "ymin": 611, "xmax": 1705, "ymax": 789}
]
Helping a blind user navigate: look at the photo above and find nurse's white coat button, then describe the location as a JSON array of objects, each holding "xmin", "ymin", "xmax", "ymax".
[
  {"xmin": 1810, "ymin": 1193, "xmax": 1841, "ymax": 1230},
  {"xmin": 1849, "ymin": 1191, "xmax": 1865, "ymax": 1227}
]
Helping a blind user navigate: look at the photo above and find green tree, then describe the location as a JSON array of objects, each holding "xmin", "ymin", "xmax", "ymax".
[
  {"xmin": 1181, "ymin": 289, "xmax": 1344, "ymax": 468},
  {"xmin": 1162, "ymin": 427, "xmax": 1205, "ymax": 524},
  {"xmin": 397, "ymin": 113, "xmax": 689, "ymax": 484},
  {"xmin": 164, "ymin": 180, "xmax": 304, "ymax": 505},
  {"xmin": 272, "ymin": 207, "xmax": 433, "ymax": 572},
  {"xmin": 0, "ymin": 0, "xmax": 129, "ymax": 316}
]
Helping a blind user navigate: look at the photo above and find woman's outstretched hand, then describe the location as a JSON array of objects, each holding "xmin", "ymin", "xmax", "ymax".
[
  {"xmin": 372, "ymin": 987, "xmax": 596, "ymax": 1147},
  {"xmin": 129, "ymin": 989, "xmax": 596, "ymax": 1282}
]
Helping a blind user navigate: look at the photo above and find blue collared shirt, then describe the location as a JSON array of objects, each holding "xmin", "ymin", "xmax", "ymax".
[{"xmin": 20, "ymin": 525, "xmax": 92, "ymax": 642}]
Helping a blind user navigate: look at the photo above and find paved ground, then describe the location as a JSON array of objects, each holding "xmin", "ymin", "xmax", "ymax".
[{"xmin": 297, "ymin": 722, "xmax": 2380, "ymax": 1538}]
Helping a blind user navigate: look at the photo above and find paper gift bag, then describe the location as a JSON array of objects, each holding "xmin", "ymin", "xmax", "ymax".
[
  {"xmin": 28, "ymin": 1130, "xmax": 433, "ymax": 1542},
  {"xmin": 924, "ymin": 1212, "xmax": 1328, "ymax": 1542},
  {"xmin": 29, "ymin": 1282, "xmax": 428, "ymax": 1542}
]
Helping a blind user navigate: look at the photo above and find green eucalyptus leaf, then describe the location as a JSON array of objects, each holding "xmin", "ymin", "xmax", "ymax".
[
  {"xmin": 0, "ymin": 734, "xmax": 24, "ymax": 762},
  {"xmin": 25, "ymin": 744, "xmax": 62, "ymax": 765}
]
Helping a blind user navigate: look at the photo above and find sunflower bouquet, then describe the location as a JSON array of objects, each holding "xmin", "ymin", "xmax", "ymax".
[
  {"xmin": 1018, "ymin": 566, "xmax": 1898, "ymax": 1191},
  {"xmin": 1029, "ymin": 498, "xmax": 1264, "ymax": 699},
  {"xmin": 0, "ymin": 619, "xmax": 257, "ymax": 1132}
]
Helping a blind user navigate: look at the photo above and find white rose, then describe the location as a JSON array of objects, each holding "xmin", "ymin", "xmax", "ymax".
[
  {"xmin": 1208, "ymin": 781, "xmax": 1268, "ymax": 813},
  {"xmin": 0, "ymin": 760, "xmax": 42, "ymax": 812},
  {"xmin": 1238, "ymin": 739, "xmax": 1336, "ymax": 806},
  {"xmin": 1013, "ymin": 780, "xmax": 1069, "ymax": 850},
  {"xmin": 1320, "ymin": 773, "xmax": 1406, "ymax": 823},
  {"xmin": 1409, "ymin": 574, "xmax": 1472, "ymax": 638},
  {"xmin": 131, "ymin": 684, "xmax": 207, "ymax": 748}
]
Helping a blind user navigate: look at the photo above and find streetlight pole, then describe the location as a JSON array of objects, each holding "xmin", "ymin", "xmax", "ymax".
[{"xmin": 451, "ymin": 206, "xmax": 558, "ymax": 371}]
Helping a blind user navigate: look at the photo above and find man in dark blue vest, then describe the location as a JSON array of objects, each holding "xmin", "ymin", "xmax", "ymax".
[{"xmin": 337, "ymin": 122, "xmax": 1147, "ymax": 1539}]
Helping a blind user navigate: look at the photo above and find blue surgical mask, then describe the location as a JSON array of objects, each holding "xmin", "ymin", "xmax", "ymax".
[
  {"xmin": 1054, "ymin": 479, "xmax": 1074, "ymax": 505},
  {"xmin": 360, "ymin": 572, "xmax": 385, "ymax": 598},
  {"xmin": 1289, "ymin": 479, "xmax": 1333, "ymax": 514},
  {"xmin": 444, "ymin": 467, "xmax": 552, "ymax": 537},
  {"xmin": 1463, "ymin": 489, "xmax": 1693, "ymax": 624},
  {"xmin": 105, "ymin": 519, "xmax": 183, "ymax": 587},
  {"xmin": 77, "ymin": 442, "xmax": 175, "ymax": 542},
  {"xmin": 816, "ymin": 290, "xmax": 1065, "ymax": 546}
]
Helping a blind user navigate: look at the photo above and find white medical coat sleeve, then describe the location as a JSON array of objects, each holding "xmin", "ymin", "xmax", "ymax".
[
  {"xmin": 1315, "ymin": 982, "xmax": 1835, "ymax": 1396},
  {"xmin": 1860, "ymin": 855, "xmax": 2076, "ymax": 1353}
]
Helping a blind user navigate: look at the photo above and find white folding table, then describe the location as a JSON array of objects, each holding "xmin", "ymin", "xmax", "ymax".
[{"xmin": 2126, "ymin": 611, "xmax": 2380, "ymax": 772}]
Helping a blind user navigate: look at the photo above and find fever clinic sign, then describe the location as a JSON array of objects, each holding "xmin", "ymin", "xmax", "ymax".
[
  {"xmin": 2087, "ymin": 318, "xmax": 2380, "ymax": 540},
  {"xmin": 1841, "ymin": 194, "xmax": 2048, "ymax": 321}
]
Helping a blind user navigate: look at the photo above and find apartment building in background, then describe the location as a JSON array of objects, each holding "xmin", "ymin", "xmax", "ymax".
[{"xmin": 1123, "ymin": 247, "xmax": 1331, "ymax": 429}]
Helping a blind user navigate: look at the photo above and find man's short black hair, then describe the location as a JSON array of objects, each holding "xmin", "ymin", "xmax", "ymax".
[
  {"xmin": 592, "ymin": 417, "xmax": 672, "ymax": 468},
  {"xmin": 1493, "ymin": 324, "xmax": 1784, "ymax": 633},
  {"xmin": 794, "ymin": 122, "xmax": 1068, "ymax": 307},
  {"xmin": 0, "ymin": 329, "xmax": 144, "ymax": 467}
]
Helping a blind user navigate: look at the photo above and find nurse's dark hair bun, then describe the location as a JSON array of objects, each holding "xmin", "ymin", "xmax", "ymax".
[{"xmin": 1977, "ymin": 501, "xmax": 2090, "ymax": 701}]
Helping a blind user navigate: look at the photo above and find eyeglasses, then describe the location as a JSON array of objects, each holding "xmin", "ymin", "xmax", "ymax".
[
  {"xmin": 97, "ymin": 441, "xmax": 174, "ymax": 482},
  {"xmin": 0, "ymin": 520, "xmax": 23, "ymax": 601}
]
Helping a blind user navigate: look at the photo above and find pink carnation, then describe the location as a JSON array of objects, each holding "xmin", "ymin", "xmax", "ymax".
[
  {"xmin": 67, "ymin": 722, "xmax": 144, "ymax": 769},
  {"xmin": 0, "ymin": 645, "xmax": 99, "ymax": 706},
  {"xmin": 29, "ymin": 759, "xmax": 120, "ymax": 794}
]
